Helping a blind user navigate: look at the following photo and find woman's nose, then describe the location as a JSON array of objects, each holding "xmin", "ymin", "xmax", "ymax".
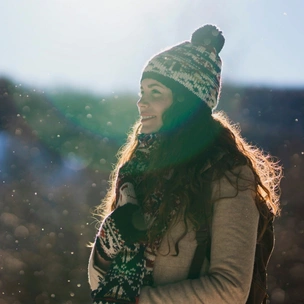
[{"xmin": 137, "ymin": 97, "xmax": 148, "ymax": 108}]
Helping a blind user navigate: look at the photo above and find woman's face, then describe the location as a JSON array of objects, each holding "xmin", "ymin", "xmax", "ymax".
[{"xmin": 137, "ymin": 78, "xmax": 173, "ymax": 134}]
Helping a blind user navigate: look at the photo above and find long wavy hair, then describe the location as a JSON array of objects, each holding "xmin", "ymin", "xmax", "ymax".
[{"xmin": 96, "ymin": 88, "xmax": 282, "ymax": 250}]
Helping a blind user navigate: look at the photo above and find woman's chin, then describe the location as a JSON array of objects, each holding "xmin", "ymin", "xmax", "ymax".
[{"xmin": 140, "ymin": 125, "xmax": 160, "ymax": 134}]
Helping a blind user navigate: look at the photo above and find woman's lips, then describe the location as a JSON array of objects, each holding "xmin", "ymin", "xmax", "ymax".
[{"xmin": 141, "ymin": 115, "xmax": 156, "ymax": 122}]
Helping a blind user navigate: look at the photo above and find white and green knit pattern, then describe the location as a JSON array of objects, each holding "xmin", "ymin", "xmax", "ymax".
[
  {"xmin": 97, "ymin": 217, "xmax": 125, "ymax": 261},
  {"xmin": 142, "ymin": 42, "xmax": 222, "ymax": 110}
]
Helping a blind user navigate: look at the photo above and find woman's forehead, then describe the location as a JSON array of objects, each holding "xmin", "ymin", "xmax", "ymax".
[{"xmin": 141, "ymin": 78, "xmax": 169, "ymax": 90}]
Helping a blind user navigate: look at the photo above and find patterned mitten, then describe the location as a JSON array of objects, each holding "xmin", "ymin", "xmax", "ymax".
[
  {"xmin": 92, "ymin": 182, "xmax": 148, "ymax": 303},
  {"xmin": 92, "ymin": 243, "xmax": 146, "ymax": 304},
  {"xmin": 96, "ymin": 182, "xmax": 148, "ymax": 261}
]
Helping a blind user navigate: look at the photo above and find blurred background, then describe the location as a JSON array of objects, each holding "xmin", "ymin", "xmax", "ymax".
[{"xmin": 0, "ymin": 0, "xmax": 303, "ymax": 303}]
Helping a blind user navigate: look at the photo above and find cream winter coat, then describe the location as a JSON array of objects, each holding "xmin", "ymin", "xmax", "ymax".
[{"xmin": 88, "ymin": 165, "xmax": 259, "ymax": 304}]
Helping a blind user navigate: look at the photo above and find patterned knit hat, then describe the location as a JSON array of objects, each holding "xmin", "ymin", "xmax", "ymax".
[{"xmin": 141, "ymin": 24, "xmax": 225, "ymax": 110}]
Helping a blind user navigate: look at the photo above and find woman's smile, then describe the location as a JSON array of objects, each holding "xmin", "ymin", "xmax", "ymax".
[{"xmin": 140, "ymin": 115, "xmax": 157, "ymax": 123}]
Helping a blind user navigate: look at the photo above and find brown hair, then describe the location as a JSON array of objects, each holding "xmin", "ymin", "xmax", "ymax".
[{"xmin": 96, "ymin": 92, "xmax": 282, "ymax": 248}]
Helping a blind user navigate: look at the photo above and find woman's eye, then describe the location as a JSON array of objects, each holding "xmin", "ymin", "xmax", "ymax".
[{"xmin": 151, "ymin": 89, "xmax": 161, "ymax": 95}]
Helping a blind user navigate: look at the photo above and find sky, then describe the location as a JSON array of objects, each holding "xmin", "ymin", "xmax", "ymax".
[{"xmin": 1, "ymin": 0, "xmax": 303, "ymax": 94}]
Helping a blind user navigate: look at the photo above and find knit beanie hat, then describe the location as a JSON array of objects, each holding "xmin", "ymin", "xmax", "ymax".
[{"xmin": 141, "ymin": 24, "xmax": 225, "ymax": 111}]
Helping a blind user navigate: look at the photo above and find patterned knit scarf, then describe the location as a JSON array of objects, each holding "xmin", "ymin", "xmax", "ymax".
[{"xmin": 92, "ymin": 133, "xmax": 181, "ymax": 304}]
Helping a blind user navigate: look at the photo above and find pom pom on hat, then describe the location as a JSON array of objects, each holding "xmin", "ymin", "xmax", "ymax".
[
  {"xmin": 191, "ymin": 24, "xmax": 225, "ymax": 53},
  {"xmin": 141, "ymin": 24, "xmax": 225, "ymax": 110}
]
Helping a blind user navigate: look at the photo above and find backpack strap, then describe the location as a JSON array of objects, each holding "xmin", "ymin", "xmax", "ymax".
[
  {"xmin": 187, "ymin": 165, "xmax": 213, "ymax": 280},
  {"xmin": 187, "ymin": 226, "xmax": 211, "ymax": 279}
]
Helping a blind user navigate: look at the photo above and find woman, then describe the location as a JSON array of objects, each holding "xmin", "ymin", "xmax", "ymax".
[{"xmin": 88, "ymin": 25, "xmax": 282, "ymax": 303}]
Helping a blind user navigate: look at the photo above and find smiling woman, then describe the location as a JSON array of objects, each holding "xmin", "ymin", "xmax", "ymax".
[{"xmin": 88, "ymin": 24, "xmax": 282, "ymax": 304}]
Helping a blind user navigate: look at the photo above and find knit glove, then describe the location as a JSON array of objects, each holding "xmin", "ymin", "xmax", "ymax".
[
  {"xmin": 92, "ymin": 243, "xmax": 146, "ymax": 304},
  {"xmin": 95, "ymin": 182, "xmax": 147, "ymax": 262},
  {"xmin": 92, "ymin": 183, "xmax": 148, "ymax": 304}
]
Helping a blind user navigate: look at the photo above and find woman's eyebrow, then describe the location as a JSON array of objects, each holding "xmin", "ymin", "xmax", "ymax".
[
  {"xmin": 147, "ymin": 83, "xmax": 164, "ymax": 89},
  {"xmin": 140, "ymin": 83, "xmax": 165, "ymax": 91}
]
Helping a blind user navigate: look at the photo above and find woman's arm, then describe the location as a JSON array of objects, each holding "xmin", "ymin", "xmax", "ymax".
[{"xmin": 139, "ymin": 165, "xmax": 259, "ymax": 304}]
